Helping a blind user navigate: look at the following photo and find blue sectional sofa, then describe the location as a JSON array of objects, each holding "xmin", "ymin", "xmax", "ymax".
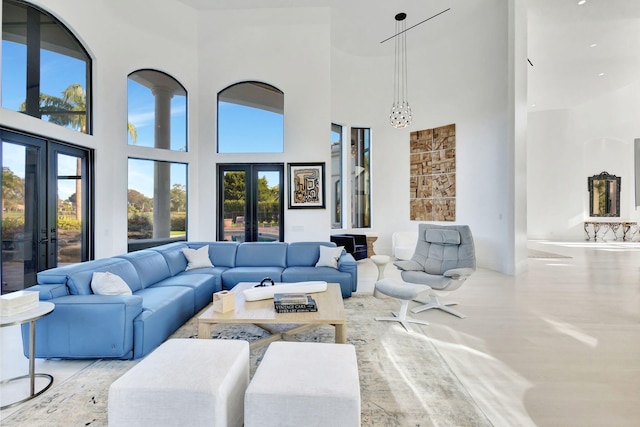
[{"xmin": 23, "ymin": 241, "xmax": 357, "ymax": 360}]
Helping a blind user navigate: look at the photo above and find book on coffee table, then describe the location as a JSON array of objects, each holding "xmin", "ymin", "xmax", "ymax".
[
  {"xmin": 274, "ymin": 293, "xmax": 309, "ymax": 304},
  {"xmin": 274, "ymin": 293, "xmax": 318, "ymax": 313}
]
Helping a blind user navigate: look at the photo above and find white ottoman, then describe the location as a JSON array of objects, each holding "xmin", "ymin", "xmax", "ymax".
[
  {"xmin": 374, "ymin": 278, "xmax": 430, "ymax": 332},
  {"xmin": 108, "ymin": 339, "xmax": 249, "ymax": 427},
  {"xmin": 244, "ymin": 342, "xmax": 360, "ymax": 427}
]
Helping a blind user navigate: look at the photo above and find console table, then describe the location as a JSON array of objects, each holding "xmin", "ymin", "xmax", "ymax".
[
  {"xmin": 0, "ymin": 301, "xmax": 55, "ymax": 409},
  {"xmin": 365, "ymin": 233, "xmax": 378, "ymax": 257},
  {"xmin": 583, "ymin": 221, "xmax": 638, "ymax": 241}
]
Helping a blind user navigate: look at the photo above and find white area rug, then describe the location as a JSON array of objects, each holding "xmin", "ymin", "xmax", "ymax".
[{"xmin": 2, "ymin": 295, "xmax": 492, "ymax": 427}]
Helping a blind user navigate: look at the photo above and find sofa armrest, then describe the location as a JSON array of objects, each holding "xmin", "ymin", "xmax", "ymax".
[
  {"xmin": 29, "ymin": 283, "xmax": 70, "ymax": 300},
  {"xmin": 22, "ymin": 294, "xmax": 143, "ymax": 359},
  {"xmin": 338, "ymin": 252, "xmax": 358, "ymax": 292},
  {"xmin": 338, "ymin": 252, "xmax": 356, "ymax": 267}
]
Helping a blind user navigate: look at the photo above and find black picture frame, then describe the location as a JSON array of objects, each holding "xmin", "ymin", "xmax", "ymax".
[{"xmin": 288, "ymin": 162, "xmax": 326, "ymax": 209}]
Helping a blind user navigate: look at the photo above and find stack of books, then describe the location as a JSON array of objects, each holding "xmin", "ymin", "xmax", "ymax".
[{"xmin": 273, "ymin": 293, "xmax": 318, "ymax": 313}]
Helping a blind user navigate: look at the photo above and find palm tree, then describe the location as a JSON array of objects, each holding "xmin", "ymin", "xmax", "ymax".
[
  {"xmin": 127, "ymin": 122, "xmax": 138, "ymax": 144},
  {"xmin": 20, "ymin": 83, "xmax": 137, "ymax": 142}
]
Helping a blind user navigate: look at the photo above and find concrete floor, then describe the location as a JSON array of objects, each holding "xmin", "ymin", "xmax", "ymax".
[{"xmin": 2, "ymin": 240, "xmax": 639, "ymax": 426}]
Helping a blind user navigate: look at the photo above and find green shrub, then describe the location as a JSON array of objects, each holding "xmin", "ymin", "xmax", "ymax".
[
  {"xmin": 223, "ymin": 201, "xmax": 280, "ymax": 224},
  {"xmin": 171, "ymin": 213, "xmax": 186, "ymax": 232},
  {"xmin": 128, "ymin": 213, "xmax": 153, "ymax": 239},
  {"xmin": 2, "ymin": 216, "xmax": 24, "ymax": 239},
  {"xmin": 57, "ymin": 218, "xmax": 82, "ymax": 230}
]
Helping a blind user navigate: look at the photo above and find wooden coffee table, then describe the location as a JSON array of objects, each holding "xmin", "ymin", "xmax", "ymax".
[{"xmin": 198, "ymin": 282, "xmax": 346, "ymax": 349}]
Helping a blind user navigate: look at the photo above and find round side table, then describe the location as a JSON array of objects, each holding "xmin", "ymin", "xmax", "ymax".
[
  {"xmin": 371, "ymin": 255, "xmax": 390, "ymax": 298},
  {"xmin": 1, "ymin": 301, "xmax": 55, "ymax": 409},
  {"xmin": 371, "ymin": 255, "xmax": 390, "ymax": 281}
]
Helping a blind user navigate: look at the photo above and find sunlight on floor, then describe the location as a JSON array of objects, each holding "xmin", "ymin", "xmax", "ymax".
[
  {"xmin": 427, "ymin": 328, "xmax": 537, "ymax": 427},
  {"xmin": 382, "ymin": 331, "xmax": 432, "ymax": 415},
  {"xmin": 538, "ymin": 314, "xmax": 598, "ymax": 348}
]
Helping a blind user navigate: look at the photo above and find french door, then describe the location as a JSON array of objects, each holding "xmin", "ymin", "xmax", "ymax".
[
  {"xmin": 218, "ymin": 164, "xmax": 284, "ymax": 242},
  {"xmin": 1, "ymin": 129, "xmax": 92, "ymax": 294}
]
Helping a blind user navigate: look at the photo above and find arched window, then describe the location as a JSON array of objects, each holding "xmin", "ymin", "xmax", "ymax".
[
  {"xmin": 127, "ymin": 69, "xmax": 187, "ymax": 151},
  {"xmin": 127, "ymin": 69, "xmax": 188, "ymax": 249},
  {"xmin": 217, "ymin": 81, "xmax": 283, "ymax": 153},
  {"xmin": 1, "ymin": 0, "xmax": 92, "ymax": 133}
]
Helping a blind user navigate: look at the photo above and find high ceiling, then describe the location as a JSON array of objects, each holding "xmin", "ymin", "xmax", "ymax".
[
  {"xmin": 178, "ymin": 0, "xmax": 640, "ymax": 111},
  {"xmin": 528, "ymin": 0, "xmax": 640, "ymax": 111}
]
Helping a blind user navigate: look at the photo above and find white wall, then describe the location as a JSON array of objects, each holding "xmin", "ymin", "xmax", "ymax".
[
  {"xmin": 331, "ymin": 0, "xmax": 527, "ymax": 273},
  {"xmin": 528, "ymin": 80, "xmax": 640, "ymax": 240},
  {"xmin": 1, "ymin": 0, "xmax": 528, "ymax": 274},
  {"xmin": 195, "ymin": 7, "xmax": 331, "ymax": 242}
]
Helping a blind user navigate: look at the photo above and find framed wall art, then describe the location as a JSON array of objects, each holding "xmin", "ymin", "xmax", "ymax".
[
  {"xmin": 410, "ymin": 123, "xmax": 456, "ymax": 221},
  {"xmin": 288, "ymin": 162, "xmax": 326, "ymax": 209}
]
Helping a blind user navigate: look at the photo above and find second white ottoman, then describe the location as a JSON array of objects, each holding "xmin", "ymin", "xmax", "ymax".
[
  {"xmin": 108, "ymin": 338, "xmax": 249, "ymax": 427},
  {"xmin": 244, "ymin": 342, "xmax": 360, "ymax": 427}
]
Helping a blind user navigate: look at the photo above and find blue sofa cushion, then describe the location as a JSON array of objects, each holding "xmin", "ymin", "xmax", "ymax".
[
  {"xmin": 187, "ymin": 242, "xmax": 239, "ymax": 268},
  {"xmin": 286, "ymin": 241, "xmax": 337, "ymax": 267},
  {"xmin": 148, "ymin": 273, "xmax": 218, "ymax": 311},
  {"xmin": 64, "ymin": 258, "xmax": 141, "ymax": 295},
  {"xmin": 135, "ymin": 286, "xmax": 193, "ymax": 313},
  {"xmin": 132, "ymin": 286, "xmax": 194, "ymax": 359},
  {"xmin": 175, "ymin": 266, "xmax": 228, "ymax": 292},
  {"xmin": 221, "ymin": 267, "xmax": 284, "ymax": 290},
  {"xmin": 282, "ymin": 266, "xmax": 353, "ymax": 298},
  {"xmin": 235, "ymin": 242, "xmax": 287, "ymax": 268},
  {"xmin": 115, "ymin": 250, "xmax": 172, "ymax": 288},
  {"xmin": 148, "ymin": 242, "xmax": 190, "ymax": 275}
]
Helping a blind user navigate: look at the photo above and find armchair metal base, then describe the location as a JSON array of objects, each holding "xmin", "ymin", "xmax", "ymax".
[
  {"xmin": 411, "ymin": 293, "xmax": 466, "ymax": 318},
  {"xmin": 375, "ymin": 299, "xmax": 429, "ymax": 332}
]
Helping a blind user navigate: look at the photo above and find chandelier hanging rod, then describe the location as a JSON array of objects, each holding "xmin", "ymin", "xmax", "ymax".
[{"xmin": 379, "ymin": 8, "xmax": 451, "ymax": 44}]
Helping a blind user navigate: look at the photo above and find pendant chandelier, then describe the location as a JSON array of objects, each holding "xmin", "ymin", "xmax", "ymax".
[
  {"xmin": 389, "ymin": 12, "xmax": 412, "ymax": 129},
  {"xmin": 382, "ymin": 8, "xmax": 451, "ymax": 129}
]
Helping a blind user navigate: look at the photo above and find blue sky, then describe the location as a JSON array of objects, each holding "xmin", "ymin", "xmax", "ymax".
[
  {"xmin": 2, "ymin": 40, "xmax": 86, "ymax": 112},
  {"xmin": 128, "ymin": 159, "xmax": 187, "ymax": 199},
  {"xmin": 218, "ymin": 102, "xmax": 283, "ymax": 153},
  {"xmin": 127, "ymin": 79, "xmax": 187, "ymax": 151},
  {"xmin": 2, "ymin": 40, "xmax": 284, "ymax": 199}
]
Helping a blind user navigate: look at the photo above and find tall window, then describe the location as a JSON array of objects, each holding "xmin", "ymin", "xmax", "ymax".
[
  {"xmin": 128, "ymin": 69, "xmax": 187, "ymax": 151},
  {"xmin": 351, "ymin": 128, "xmax": 370, "ymax": 228},
  {"xmin": 217, "ymin": 81, "xmax": 284, "ymax": 153},
  {"xmin": 2, "ymin": 129, "xmax": 93, "ymax": 293},
  {"xmin": 127, "ymin": 70, "xmax": 188, "ymax": 250},
  {"xmin": 331, "ymin": 124, "xmax": 343, "ymax": 229},
  {"xmin": 127, "ymin": 159, "xmax": 187, "ymax": 244},
  {"xmin": 2, "ymin": 0, "xmax": 91, "ymax": 133}
]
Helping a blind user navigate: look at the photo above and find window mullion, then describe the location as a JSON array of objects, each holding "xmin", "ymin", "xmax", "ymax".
[{"xmin": 25, "ymin": 7, "xmax": 40, "ymax": 118}]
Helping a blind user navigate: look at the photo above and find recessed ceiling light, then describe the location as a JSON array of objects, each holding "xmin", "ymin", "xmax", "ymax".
[
  {"xmin": 531, "ymin": 104, "xmax": 537, "ymax": 107},
  {"xmin": 598, "ymin": 72, "xmax": 605, "ymax": 76},
  {"xmin": 578, "ymin": 0, "xmax": 586, "ymax": 5},
  {"xmin": 590, "ymin": 43, "xmax": 597, "ymax": 48}
]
